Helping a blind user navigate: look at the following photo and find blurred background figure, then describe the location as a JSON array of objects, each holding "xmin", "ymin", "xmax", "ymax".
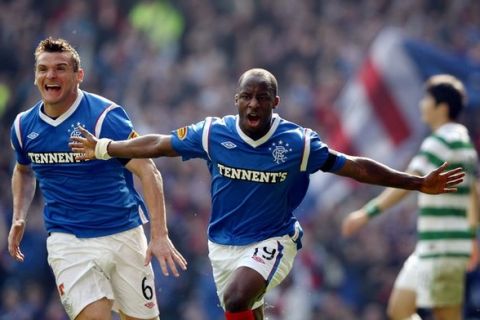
[
  {"xmin": 342, "ymin": 74, "xmax": 478, "ymax": 320},
  {"xmin": 1, "ymin": 1, "xmax": 479, "ymax": 319}
]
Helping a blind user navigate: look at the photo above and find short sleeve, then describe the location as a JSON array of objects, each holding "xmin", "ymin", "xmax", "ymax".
[
  {"xmin": 407, "ymin": 136, "xmax": 443, "ymax": 175},
  {"xmin": 97, "ymin": 106, "xmax": 136, "ymax": 140},
  {"xmin": 170, "ymin": 120, "xmax": 209, "ymax": 160},
  {"xmin": 10, "ymin": 114, "xmax": 31, "ymax": 165},
  {"xmin": 306, "ymin": 129, "xmax": 346, "ymax": 173}
]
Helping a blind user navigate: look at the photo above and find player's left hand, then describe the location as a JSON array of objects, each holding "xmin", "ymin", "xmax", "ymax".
[
  {"xmin": 145, "ymin": 235, "xmax": 187, "ymax": 277},
  {"xmin": 69, "ymin": 126, "xmax": 97, "ymax": 160},
  {"xmin": 420, "ymin": 162, "xmax": 465, "ymax": 194}
]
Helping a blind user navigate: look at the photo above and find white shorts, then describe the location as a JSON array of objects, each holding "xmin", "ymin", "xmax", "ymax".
[
  {"xmin": 208, "ymin": 226, "xmax": 301, "ymax": 310},
  {"xmin": 46, "ymin": 226, "xmax": 159, "ymax": 319},
  {"xmin": 394, "ymin": 253, "xmax": 467, "ymax": 308}
]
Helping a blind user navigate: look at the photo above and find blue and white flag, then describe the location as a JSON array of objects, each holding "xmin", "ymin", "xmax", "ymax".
[{"xmin": 308, "ymin": 27, "xmax": 480, "ymax": 211}]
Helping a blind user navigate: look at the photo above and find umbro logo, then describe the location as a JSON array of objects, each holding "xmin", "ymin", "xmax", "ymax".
[
  {"xmin": 27, "ymin": 132, "xmax": 39, "ymax": 139},
  {"xmin": 221, "ymin": 141, "xmax": 237, "ymax": 149}
]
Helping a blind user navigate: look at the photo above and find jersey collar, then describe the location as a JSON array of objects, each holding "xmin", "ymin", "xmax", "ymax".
[
  {"xmin": 39, "ymin": 89, "xmax": 84, "ymax": 127},
  {"xmin": 236, "ymin": 113, "xmax": 280, "ymax": 148}
]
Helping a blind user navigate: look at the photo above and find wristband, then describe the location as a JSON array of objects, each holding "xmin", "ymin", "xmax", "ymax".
[
  {"xmin": 365, "ymin": 200, "xmax": 382, "ymax": 219},
  {"xmin": 95, "ymin": 138, "xmax": 113, "ymax": 160}
]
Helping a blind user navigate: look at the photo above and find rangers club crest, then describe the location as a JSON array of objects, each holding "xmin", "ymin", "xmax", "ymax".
[
  {"xmin": 269, "ymin": 140, "xmax": 292, "ymax": 164},
  {"xmin": 68, "ymin": 122, "xmax": 85, "ymax": 137}
]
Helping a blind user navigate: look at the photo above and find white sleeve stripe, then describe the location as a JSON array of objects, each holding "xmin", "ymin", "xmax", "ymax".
[
  {"xmin": 94, "ymin": 104, "xmax": 119, "ymax": 137},
  {"xmin": 300, "ymin": 128, "xmax": 311, "ymax": 172},
  {"xmin": 202, "ymin": 117, "xmax": 213, "ymax": 159},
  {"xmin": 14, "ymin": 112, "xmax": 24, "ymax": 149}
]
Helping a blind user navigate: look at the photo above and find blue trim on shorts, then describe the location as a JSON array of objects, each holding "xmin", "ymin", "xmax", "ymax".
[
  {"xmin": 266, "ymin": 241, "xmax": 284, "ymax": 285},
  {"xmin": 288, "ymin": 221, "xmax": 304, "ymax": 250}
]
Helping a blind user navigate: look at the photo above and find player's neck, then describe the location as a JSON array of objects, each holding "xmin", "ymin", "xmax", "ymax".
[
  {"xmin": 42, "ymin": 92, "xmax": 78, "ymax": 119},
  {"xmin": 431, "ymin": 119, "xmax": 454, "ymax": 131}
]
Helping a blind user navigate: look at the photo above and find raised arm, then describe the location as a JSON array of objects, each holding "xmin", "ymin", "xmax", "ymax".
[
  {"xmin": 335, "ymin": 155, "xmax": 464, "ymax": 194},
  {"xmin": 70, "ymin": 126, "xmax": 179, "ymax": 160}
]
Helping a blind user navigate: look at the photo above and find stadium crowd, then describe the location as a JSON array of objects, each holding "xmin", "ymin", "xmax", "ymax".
[{"xmin": 1, "ymin": 0, "xmax": 479, "ymax": 319}]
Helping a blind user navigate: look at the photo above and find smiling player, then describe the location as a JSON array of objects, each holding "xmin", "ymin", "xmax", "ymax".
[{"xmin": 8, "ymin": 37, "xmax": 186, "ymax": 320}]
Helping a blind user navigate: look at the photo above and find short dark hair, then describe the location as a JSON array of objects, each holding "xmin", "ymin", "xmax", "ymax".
[
  {"xmin": 34, "ymin": 37, "xmax": 81, "ymax": 72},
  {"xmin": 425, "ymin": 74, "xmax": 466, "ymax": 120},
  {"xmin": 237, "ymin": 68, "xmax": 278, "ymax": 96}
]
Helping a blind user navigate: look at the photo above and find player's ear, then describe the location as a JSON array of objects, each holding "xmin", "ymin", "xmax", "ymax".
[
  {"xmin": 76, "ymin": 68, "xmax": 85, "ymax": 83},
  {"xmin": 272, "ymin": 96, "xmax": 280, "ymax": 109},
  {"xmin": 234, "ymin": 94, "xmax": 239, "ymax": 104}
]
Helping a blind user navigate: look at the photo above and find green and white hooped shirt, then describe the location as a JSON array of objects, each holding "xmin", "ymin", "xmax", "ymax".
[{"xmin": 408, "ymin": 122, "xmax": 478, "ymax": 260}]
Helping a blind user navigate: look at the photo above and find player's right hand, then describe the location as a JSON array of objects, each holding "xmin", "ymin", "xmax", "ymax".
[
  {"xmin": 70, "ymin": 126, "xmax": 97, "ymax": 160},
  {"xmin": 341, "ymin": 209, "xmax": 369, "ymax": 237},
  {"xmin": 8, "ymin": 219, "xmax": 26, "ymax": 262}
]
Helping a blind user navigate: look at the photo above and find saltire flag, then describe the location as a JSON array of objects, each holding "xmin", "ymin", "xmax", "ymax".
[{"xmin": 304, "ymin": 27, "xmax": 480, "ymax": 213}]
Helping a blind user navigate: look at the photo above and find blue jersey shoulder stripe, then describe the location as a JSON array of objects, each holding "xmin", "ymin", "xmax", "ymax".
[
  {"xmin": 300, "ymin": 128, "xmax": 311, "ymax": 172},
  {"xmin": 94, "ymin": 103, "xmax": 120, "ymax": 137},
  {"xmin": 202, "ymin": 117, "xmax": 213, "ymax": 159},
  {"xmin": 13, "ymin": 112, "xmax": 25, "ymax": 149},
  {"xmin": 13, "ymin": 107, "xmax": 36, "ymax": 149}
]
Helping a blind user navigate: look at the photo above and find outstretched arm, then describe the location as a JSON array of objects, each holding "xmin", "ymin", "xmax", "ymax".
[
  {"xmin": 339, "ymin": 156, "xmax": 464, "ymax": 237},
  {"xmin": 335, "ymin": 155, "xmax": 464, "ymax": 194},
  {"xmin": 70, "ymin": 126, "xmax": 179, "ymax": 160},
  {"xmin": 8, "ymin": 163, "xmax": 36, "ymax": 262}
]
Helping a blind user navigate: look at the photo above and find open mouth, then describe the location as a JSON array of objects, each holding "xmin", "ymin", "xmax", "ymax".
[
  {"xmin": 45, "ymin": 84, "xmax": 61, "ymax": 92},
  {"xmin": 247, "ymin": 114, "xmax": 260, "ymax": 126}
]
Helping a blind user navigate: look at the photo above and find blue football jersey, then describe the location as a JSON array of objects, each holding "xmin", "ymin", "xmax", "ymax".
[
  {"xmin": 10, "ymin": 90, "xmax": 148, "ymax": 238},
  {"xmin": 171, "ymin": 113, "xmax": 346, "ymax": 245}
]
